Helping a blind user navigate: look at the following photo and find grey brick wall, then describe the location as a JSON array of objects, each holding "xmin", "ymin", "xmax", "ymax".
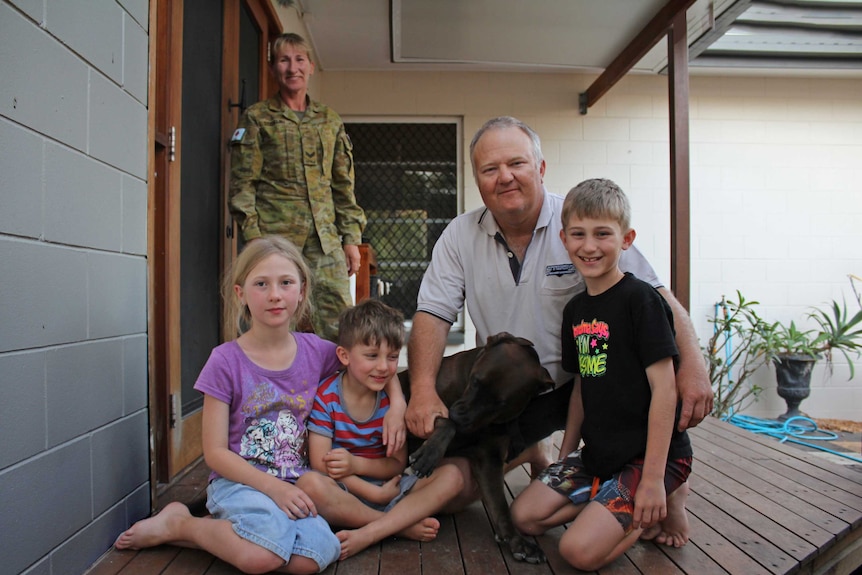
[{"xmin": 0, "ymin": 0, "xmax": 151, "ymax": 573}]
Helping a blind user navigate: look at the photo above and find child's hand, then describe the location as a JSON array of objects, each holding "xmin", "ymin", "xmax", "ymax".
[
  {"xmin": 633, "ymin": 478, "xmax": 667, "ymax": 530},
  {"xmin": 323, "ymin": 448, "xmax": 354, "ymax": 479},
  {"xmin": 369, "ymin": 475, "xmax": 402, "ymax": 505},
  {"xmin": 382, "ymin": 401, "xmax": 407, "ymax": 456},
  {"xmin": 270, "ymin": 480, "xmax": 317, "ymax": 520}
]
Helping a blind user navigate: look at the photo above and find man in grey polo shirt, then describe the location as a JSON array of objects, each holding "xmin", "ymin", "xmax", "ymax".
[{"xmin": 405, "ymin": 117, "xmax": 713, "ymax": 504}]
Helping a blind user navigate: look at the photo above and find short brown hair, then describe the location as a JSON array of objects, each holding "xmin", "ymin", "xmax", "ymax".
[{"xmin": 338, "ymin": 299, "xmax": 405, "ymax": 351}]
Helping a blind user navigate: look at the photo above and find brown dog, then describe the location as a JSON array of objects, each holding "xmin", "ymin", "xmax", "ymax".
[{"xmin": 399, "ymin": 332, "xmax": 555, "ymax": 563}]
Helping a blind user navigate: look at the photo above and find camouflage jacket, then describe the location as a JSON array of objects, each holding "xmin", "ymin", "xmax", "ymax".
[{"xmin": 229, "ymin": 95, "xmax": 365, "ymax": 254}]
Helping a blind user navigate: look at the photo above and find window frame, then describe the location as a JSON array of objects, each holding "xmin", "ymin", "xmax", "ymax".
[{"xmin": 343, "ymin": 115, "xmax": 464, "ymax": 334}]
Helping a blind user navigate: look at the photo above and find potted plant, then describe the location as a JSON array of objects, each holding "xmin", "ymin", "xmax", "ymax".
[
  {"xmin": 704, "ymin": 294, "xmax": 862, "ymax": 421},
  {"xmin": 758, "ymin": 300, "xmax": 862, "ymax": 420}
]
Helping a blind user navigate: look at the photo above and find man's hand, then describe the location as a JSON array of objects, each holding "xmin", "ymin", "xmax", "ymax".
[
  {"xmin": 405, "ymin": 389, "xmax": 448, "ymax": 438},
  {"xmin": 676, "ymin": 360, "xmax": 713, "ymax": 431},
  {"xmin": 656, "ymin": 287, "xmax": 714, "ymax": 430}
]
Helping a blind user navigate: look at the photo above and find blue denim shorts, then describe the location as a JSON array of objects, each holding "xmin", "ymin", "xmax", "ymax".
[{"xmin": 207, "ymin": 477, "xmax": 340, "ymax": 571}]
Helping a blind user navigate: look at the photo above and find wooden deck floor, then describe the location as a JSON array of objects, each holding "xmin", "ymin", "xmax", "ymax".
[{"xmin": 87, "ymin": 417, "xmax": 862, "ymax": 575}]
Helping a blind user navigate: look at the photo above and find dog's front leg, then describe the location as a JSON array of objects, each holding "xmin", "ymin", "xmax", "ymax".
[
  {"xmin": 407, "ymin": 417, "xmax": 457, "ymax": 478},
  {"xmin": 471, "ymin": 439, "xmax": 547, "ymax": 564}
]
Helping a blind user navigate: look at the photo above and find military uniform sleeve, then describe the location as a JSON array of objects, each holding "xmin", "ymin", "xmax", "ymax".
[
  {"xmin": 228, "ymin": 113, "xmax": 264, "ymax": 241},
  {"xmin": 330, "ymin": 123, "xmax": 365, "ymax": 245}
]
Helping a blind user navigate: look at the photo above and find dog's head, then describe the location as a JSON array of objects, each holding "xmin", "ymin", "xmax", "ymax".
[{"xmin": 447, "ymin": 332, "xmax": 555, "ymax": 432}]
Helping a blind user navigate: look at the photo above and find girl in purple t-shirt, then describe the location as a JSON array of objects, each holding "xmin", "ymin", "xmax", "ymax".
[{"xmin": 115, "ymin": 236, "xmax": 404, "ymax": 573}]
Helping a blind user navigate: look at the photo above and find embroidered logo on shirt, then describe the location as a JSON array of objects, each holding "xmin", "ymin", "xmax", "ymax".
[
  {"xmin": 545, "ymin": 263, "xmax": 576, "ymax": 276},
  {"xmin": 230, "ymin": 128, "xmax": 246, "ymax": 142}
]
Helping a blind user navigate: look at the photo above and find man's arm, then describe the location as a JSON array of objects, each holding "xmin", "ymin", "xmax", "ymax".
[
  {"xmin": 405, "ymin": 311, "xmax": 451, "ymax": 438},
  {"xmin": 656, "ymin": 287, "xmax": 714, "ymax": 430}
]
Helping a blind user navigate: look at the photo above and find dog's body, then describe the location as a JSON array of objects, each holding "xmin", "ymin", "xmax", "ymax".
[{"xmin": 399, "ymin": 332, "xmax": 556, "ymax": 563}]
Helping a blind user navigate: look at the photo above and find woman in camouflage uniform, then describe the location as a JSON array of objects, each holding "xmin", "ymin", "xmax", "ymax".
[{"xmin": 229, "ymin": 33, "xmax": 365, "ymax": 342}]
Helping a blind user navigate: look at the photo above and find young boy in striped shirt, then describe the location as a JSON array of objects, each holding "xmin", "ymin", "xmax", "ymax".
[{"xmin": 298, "ymin": 299, "xmax": 463, "ymax": 560}]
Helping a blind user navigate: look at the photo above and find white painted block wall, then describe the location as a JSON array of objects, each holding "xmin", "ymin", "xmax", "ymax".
[{"xmin": 321, "ymin": 71, "xmax": 862, "ymax": 422}]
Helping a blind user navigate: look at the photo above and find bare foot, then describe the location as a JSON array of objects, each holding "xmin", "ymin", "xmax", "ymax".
[
  {"xmin": 336, "ymin": 517, "xmax": 440, "ymax": 560},
  {"xmin": 398, "ymin": 517, "xmax": 440, "ymax": 542},
  {"xmin": 114, "ymin": 501, "xmax": 192, "ymax": 550},
  {"xmin": 336, "ymin": 528, "xmax": 375, "ymax": 560},
  {"xmin": 641, "ymin": 481, "xmax": 690, "ymax": 547}
]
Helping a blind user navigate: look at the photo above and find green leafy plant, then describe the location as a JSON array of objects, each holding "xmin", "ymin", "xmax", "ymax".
[
  {"xmin": 761, "ymin": 299, "xmax": 862, "ymax": 378},
  {"xmin": 703, "ymin": 291, "xmax": 770, "ymax": 418}
]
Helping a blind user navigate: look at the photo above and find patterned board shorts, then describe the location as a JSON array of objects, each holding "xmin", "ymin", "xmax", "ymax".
[{"xmin": 538, "ymin": 450, "xmax": 692, "ymax": 533}]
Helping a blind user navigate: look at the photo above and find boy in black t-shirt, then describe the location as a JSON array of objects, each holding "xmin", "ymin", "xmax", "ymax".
[{"xmin": 510, "ymin": 178, "xmax": 692, "ymax": 571}]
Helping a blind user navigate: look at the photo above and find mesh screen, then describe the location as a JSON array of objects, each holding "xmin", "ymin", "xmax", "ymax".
[{"xmin": 346, "ymin": 122, "xmax": 457, "ymax": 319}]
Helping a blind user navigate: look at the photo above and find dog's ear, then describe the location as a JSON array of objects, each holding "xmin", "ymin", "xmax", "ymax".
[
  {"xmin": 486, "ymin": 331, "xmax": 535, "ymax": 348},
  {"xmin": 512, "ymin": 335, "xmax": 536, "ymax": 348}
]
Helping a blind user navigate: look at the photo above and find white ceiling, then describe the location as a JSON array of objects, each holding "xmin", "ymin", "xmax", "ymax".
[{"xmin": 280, "ymin": 0, "xmax": 862, "ymax": 77}]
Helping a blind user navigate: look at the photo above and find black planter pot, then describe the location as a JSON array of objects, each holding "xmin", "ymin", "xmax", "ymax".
[{"xmin": 773, "ymin": 354, "xmax": 817, "ymax": 421}]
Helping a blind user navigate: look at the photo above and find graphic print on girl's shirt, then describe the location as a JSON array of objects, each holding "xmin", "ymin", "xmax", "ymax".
[{"xmin": 238, "ymin": 380, "xmax": 311, "ymax": 480}]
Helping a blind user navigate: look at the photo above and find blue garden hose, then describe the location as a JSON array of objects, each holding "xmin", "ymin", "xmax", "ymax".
[
  {"xmin": 713, "ymin": 298, "xmax": 862, "ymax": 464},
  {"xmin": 723, "ymin": 413, "xmax": 862, "ymax": 464}
]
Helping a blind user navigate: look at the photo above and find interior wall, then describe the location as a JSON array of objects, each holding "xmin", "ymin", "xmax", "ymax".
[{"xmin": 314, "ymin": 70, "xmax": 862, "ymax": 421}]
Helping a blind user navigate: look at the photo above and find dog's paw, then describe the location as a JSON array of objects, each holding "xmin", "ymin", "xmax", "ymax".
[
  {"xmin": 408, "ymin": 444, "xmax": 445, "ymax": 478},
  {"xmin": 509, "ymin": 535, "xmax": 546, "ymax": 564}
]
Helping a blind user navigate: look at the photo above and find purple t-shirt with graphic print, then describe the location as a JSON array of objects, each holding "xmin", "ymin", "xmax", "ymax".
[{"xmin": 194, "ymin": 332, "xmax": 341, "ymax": 482}]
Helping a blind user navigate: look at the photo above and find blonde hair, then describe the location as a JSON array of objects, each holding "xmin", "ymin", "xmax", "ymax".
[
  {"xmin": 561, "ymin": 178, "xmax": 632, "ymax": 231},
  {"xmin": 223, "ymin": 236, "xmax": 313, "ymax": 338},
  {"xmin": 270, "ymin": 32, "xmax": 312, "ymax": 63},
  {"xmin": 337, "ymin": 299, "xmax": 405, "ymax": 351}
]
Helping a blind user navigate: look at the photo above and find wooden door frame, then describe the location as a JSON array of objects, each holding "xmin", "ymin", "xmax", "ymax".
[
  {"xmin": 148, "ymin": 0, "xmax": 283, "ymax": 493},
  {"xmin": 221, "ymin": 0, "xmax": 282, "ymax": 338},
  {"xmin": 148, "ymin": 0, "xmax": 187, "ymax": 490}
]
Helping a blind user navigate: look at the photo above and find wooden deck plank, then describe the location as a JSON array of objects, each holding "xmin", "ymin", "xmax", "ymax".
[
  {"xmin": 686, "ymin": 490, "xmax": 797, "ymax": 574},
  {"xmin": 689, "ymin": 447, "xmax": 836, "ymax": 548},
  {"xmin": 698, "ymin": 420, "xmax": 862, "ymax": 499},
  {"xmin": 85, "ymin": 418, "xmax": 862, "ymax": 575},
  {"xmin": 415, "ymin": 514, "xmax": 467, "ymax": 575},
  {"xmin": 690, "ymin": 434, "xmax": 848, "ymax": 537},
  {"xmin": 699, "ymin": 418, "xmax": 862, "ymax": 483},
  {"xmin": 202, "ymin": 559, "xmax": 242, "ymax": 574},
  {"xmin": 618, "ymin": 543, "xmax": 685, "ymax": 575},
  {"xmin": 689, "ymin": 473, "xmax": 817, "ymax": 562},
  {"xmin": 682, "ymin": 504, "xmax": 772, "ymax": 575},
  {"xmin": 379, "ymin": 537, "xmax": 422, "ymax": 575},
  {"xmin": 162, "ymin": 549, "xmax": 216, "ymax": 574},
  {"xmin": 454, "ymin": 500, "xmax": 514, "ymax": 575},
  {"xmin": 690, "ymin": 432, "xmax": 857, "ymax": 530}
]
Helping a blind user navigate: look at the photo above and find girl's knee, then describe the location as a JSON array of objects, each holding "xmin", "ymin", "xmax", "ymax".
[
  {"xmin": 285, "ymin": 555, "xmax": 323, "ymax": 575},
  {"xmin": 234, "ymin": 547, "xmax": 287, "ymax": 574}
]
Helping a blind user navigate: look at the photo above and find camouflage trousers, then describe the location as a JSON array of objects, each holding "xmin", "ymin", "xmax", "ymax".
[{"xmin": 302, "ymin": 233, "xmax": 352, "ymax": 342}]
